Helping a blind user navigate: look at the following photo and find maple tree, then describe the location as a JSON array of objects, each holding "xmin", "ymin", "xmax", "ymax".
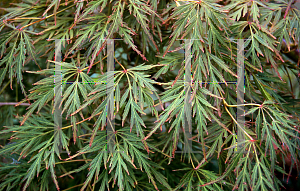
[{"xmin": 0, "ymin": 0, "xmax": 300, "ymax": 190}]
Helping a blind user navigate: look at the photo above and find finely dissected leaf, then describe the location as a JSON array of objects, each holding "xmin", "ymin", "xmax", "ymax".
[{"xmin": 0, "ymin": 1, "xmax": 300, "ymax": 191}]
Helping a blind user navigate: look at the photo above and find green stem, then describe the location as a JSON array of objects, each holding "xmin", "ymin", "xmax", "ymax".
[{"xmin": 0, "ymin": 81, "xmax": 10, "ymax": 95}]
